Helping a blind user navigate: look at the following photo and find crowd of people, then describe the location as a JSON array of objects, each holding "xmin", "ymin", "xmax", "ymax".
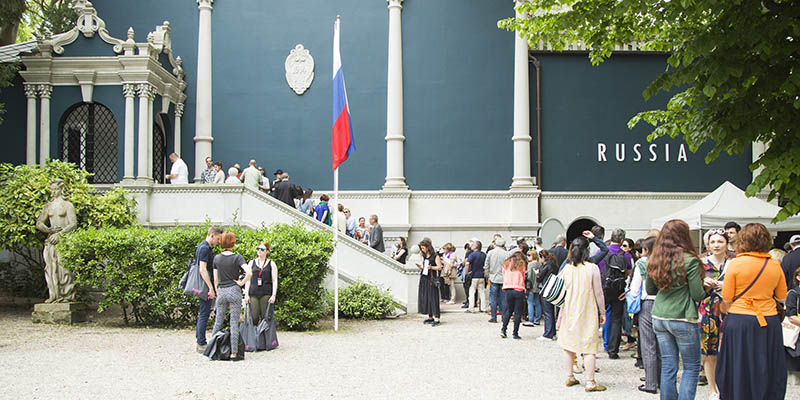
[{"xmin": 404, "ymin": 222, "xmax": 800, "ymax": 398}]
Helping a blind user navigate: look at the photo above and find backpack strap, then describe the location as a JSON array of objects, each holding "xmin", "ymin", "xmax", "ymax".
[{"xmin": 731, "ymin": 258, "xmax": 769, "ymax": 303}]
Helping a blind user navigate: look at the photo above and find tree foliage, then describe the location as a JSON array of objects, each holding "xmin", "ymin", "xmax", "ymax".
[
  {"xmin": 0, "ymin": 160, "xmax": 137, "ymax": 297},
  {"xmin": 17, "ymin": 0, "xmax": 77, "ymax": 42},
  {"xmin": 499, "ymin": 0, "xmax": 800, "ymax": 221},
  {"xmin": 59, "ymin": 223, "xmax": 334, "ymax": 329}
]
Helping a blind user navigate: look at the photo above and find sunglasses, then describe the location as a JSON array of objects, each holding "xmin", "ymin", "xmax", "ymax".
[
  {"xmin": 256, "ymin": 247, "xmax": 267, "ymax": 251},
  {"xmin": 708, "ymin": 228, "xmax": 725, "ymax": 235},
  {"xmin": 621, "ymin": 243, "xmax": 630, "ymax": 247}
]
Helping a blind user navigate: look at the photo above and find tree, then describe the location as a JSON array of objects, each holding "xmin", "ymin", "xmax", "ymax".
[
  {"xmin": 0, "ymin": 0, "xmax": 25, "ymax": 46},
  {"xmin": 499, "ymin": 0, "xmax": 800, "ymax": 221}
]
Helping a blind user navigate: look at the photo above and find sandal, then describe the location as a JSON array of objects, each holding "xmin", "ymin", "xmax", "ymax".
[
  {"xmin": 565, "ymin": 376, "xmax": 580, "ymax": 387},
  {"xmin": 585, "ymin": 381, "xmax": 607, "ymax": 392}
]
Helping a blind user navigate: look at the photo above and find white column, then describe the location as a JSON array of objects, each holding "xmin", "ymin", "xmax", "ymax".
[
  {"xmin": 24, "ymin": 84, "xmax": 38, "ymax": 165},
  {"xmin": 136, "ymin": 83, "xmax": 155, "ymax": 181},
  {"xmin": 38, "ymin": 84, "xmax": 53, "ymax": 165},
  {"xmin": 511, "ymin": 1, "xmax": 535, "ymax": 188},
  {"xmin": 383, "ymin": 0, "xmax": 407, "ymax": 190},
  {"xmin": 122, "ymin": 84, "xmax": 136, "ymax": 181},
  {"xmin": 174, "ymin": 103, "xmax": 184, "ymax": 156},
  {"xmin": 194, "ymin": 0, "xmax": 214, "ymax": 182}
]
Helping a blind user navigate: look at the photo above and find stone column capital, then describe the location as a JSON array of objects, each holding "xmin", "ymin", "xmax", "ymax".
[
  {"xmin": 136, "ymin": 83, "xmax": 156, "ymax": 99},
  {"xmin": 387, "ymin": 0, "xmax": 403, "ymax": 10},
  {"xmin": 122, "ymin": 83, "xmax": 137, "ymax": 98},
  {"xmin": 37, "ymin": 84, "xmax": 53, "ymax": 99},
  {"xmin": 175, "ymin": 103, "xmax": 185, "ymax": 117},
  {"xmin": 24, "ymin": 83, "xmax": 39, "ymax": 98},
  {"xmin": 197, "ymin": 0, "xmax": 213, "ymax": 11}
]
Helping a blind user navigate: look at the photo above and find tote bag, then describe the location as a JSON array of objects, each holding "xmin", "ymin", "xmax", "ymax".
[
  {"xmin": 241, "ymin": 308, "xmax": 259, "ymax": 352},
  {"xmin": 783, "ymin": 291, "xmax": 800, "ymax": 350},
  {"xmin": 182, "ymin": 261, "xmax": 210, "ymax": 300},
  {"xmin": 256, "ymin": 303, "xmax": 279, "ymax": 351},
  {"xmin": 541, "ymin": 273, "xmax": 566, "ymax": 307}
]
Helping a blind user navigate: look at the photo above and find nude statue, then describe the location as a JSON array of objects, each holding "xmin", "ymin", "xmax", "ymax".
[{"xmin": 35, "ymin": 179, "xmax": 78, "ymax": 303}]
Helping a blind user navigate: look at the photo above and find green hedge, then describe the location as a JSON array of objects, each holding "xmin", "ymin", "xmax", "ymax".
[
  {"xmin": 59, "ymin": 223, "xmax": 333, "ymax": 330},
  {"xmin": 338, "ymin": 280, "xmax": 397, "ymax": 320}
]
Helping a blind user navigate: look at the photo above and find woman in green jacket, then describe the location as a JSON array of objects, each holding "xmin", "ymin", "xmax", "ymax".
[{"xmin": 645, "ymin": 219, "xmax": 706, "ymax": 400}]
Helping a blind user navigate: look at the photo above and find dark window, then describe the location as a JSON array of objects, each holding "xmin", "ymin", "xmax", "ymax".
[
  {"xmin": 153, "ymin": 120, "xmax": 166, "ymax": 184},
  {"xmin": 60, "ymin": 103, "xmax": 118, "ymax": 184}
]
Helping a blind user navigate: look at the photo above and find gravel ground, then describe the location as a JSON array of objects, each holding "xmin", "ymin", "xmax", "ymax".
[{"xmin": 2, "ymin": 305, "xmax": 799, "ymax": 399}]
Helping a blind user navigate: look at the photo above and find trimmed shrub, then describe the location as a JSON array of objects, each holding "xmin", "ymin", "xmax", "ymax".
[
  {"xmin": 59, "ymin": 223, "xmax": 333, "ymax": 330},
  {"xmin": 338, "ymin": 280, "xmax": 397, "ymax": 320}
]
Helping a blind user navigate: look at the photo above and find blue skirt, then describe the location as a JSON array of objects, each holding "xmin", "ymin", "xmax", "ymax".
[{"xmin": 716, "ymin": 313, "xmax": 786, "ymax": 400}]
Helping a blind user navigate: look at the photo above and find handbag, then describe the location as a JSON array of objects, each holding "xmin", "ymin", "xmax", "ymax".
[
  {"xmin": 240, "ymin": 307, "xmax": 259, "ymax": 352},
  {"xmin": 203, "ymin": 329, "xmax": 246, "ymax": 361},
  {"xmin": 541, "ymin": 273, "xmax": 566, "ymax": 307},
  {"xmin": 783, "ymin": 290, "xmax": 800, "ymax": 349},
  {"xmin": 256, "ymin": 303, "xmax": 279, "ymax": 351},
  {"xmin": 626, "ymin": 285, "xmax": 642, "ymax": 315},
  {"xmin": 182, "ymin": 260, "xmax": 211, "ymax": 300}
]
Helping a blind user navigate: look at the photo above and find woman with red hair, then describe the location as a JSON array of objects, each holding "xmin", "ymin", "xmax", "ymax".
[
  {"xmin": 645, "ymin": 219, "xmax": 705, "ymax": 399},
  {"xmin": 716, "ymin": 223, "xmax": 787, "ymax": 400}
]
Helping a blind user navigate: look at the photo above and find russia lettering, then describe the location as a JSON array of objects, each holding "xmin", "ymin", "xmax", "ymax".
[{"xmin": 597, "ymin": 143, "xmax": 688, "ymax": 163}]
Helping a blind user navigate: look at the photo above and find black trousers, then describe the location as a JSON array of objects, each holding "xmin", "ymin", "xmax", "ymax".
[
  {"xmin": 607, "ymin": 298, "xmax": 625, "ymax": 355},
  {"xmin": 502, "ymin": 289, "xmax": 525, "ymax": 336},
  {"xmin": 462, "ymin": 276, "xmax": 472, "ymax": 304}
]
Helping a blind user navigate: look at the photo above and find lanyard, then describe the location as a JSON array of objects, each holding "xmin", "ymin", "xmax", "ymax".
[{"xmin": 257, "ymin": 259, "xmax": 268, "ymax": 277}]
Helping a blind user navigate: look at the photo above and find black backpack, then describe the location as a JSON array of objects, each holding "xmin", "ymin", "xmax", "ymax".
[{"xmin": 602, "ymin": 251, "xmax": 628, "ymax": 303}]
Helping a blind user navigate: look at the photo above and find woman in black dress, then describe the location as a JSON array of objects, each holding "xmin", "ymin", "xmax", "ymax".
[{"xmin": 416, "ymin": 238, "xmax": 443, "ymax": 326}]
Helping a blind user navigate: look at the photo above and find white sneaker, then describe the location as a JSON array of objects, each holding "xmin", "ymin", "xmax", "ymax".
[
  {"xmin": 446, "ymin": 301, "xmax": 455, "ymax": 305},
  {"xmin": 536, "ymin": 336, "xmax": 553, "ymax": 342},
  {"xmin": 573, "ymin": 364, "xmax": 584, "ymax": 374}
]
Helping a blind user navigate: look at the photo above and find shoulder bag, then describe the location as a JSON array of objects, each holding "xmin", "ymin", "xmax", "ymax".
[
  {"xmin": 182, "ymin": 260, "xmax": 210, "ymax": 300},
  {"xmin": 542, "ymin": 273, "xmax": 566, "ymax": 307},
  {"xmin": 782, "ymin": 289, "xmax": 800, "ymax": 350}
]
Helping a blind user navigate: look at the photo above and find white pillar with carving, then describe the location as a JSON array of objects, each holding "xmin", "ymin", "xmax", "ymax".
[
  {"xmin": 511, "ymin": 1, "xmax": 534, "ymax": 188},
  {"xmin": 38, "ymin": 84, "xmax": 53, "ymax": 165},
  {"xmin": 383, "ymin": 0, "xmax": 407, "ymax": 190},
  {"xmin": 136, "ymin": 83, "xmax": 155, "ymax": 181},
  {"xmin": 194, "ymin": 0, "xmax": 214, "ymax": 182},
  {"xmin": 24, "ymin": 84, "xmax": 38, "ymax": 165},
  {"xmin": 174, "ymin": 103, "xmax": 184, "ymax": 157},
  {"xmin": 123, "ymin": 84, "xmax": 136, "ymax": 181}
]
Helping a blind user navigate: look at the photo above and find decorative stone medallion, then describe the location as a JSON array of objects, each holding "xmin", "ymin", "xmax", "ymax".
[{"xmin": 285, "ymin": 44, "xmax": 314, "ymax": 95}]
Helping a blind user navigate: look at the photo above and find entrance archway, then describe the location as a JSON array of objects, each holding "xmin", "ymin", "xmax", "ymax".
[{"xmin": 566, "ymin": 217, "xmax": 599, "ymax": 245}]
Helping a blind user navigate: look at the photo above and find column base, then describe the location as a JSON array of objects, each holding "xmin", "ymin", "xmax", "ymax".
[
  {"xmin": 32, "ymin": 302, "xmax": 87, "ymax": 324},
  {"xmin": 510, "ymin": 176, "xmax": 536, "ymax": 188},
  {"xmin": 135, "ymin": 177, "xmax": 155, "ymax": 185},
  {"xmin": 382, "ymin": 178, "xmax": 408, "ymax": 190}
]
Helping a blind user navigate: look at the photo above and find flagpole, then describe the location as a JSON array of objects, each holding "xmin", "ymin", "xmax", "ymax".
[{"xmin": 334, "ymin": 166, "xmax": 339, "ymax": 331}]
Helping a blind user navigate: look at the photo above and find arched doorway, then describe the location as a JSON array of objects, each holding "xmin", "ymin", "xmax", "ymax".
[
  {"xmin": 59, "ymin": 102, "xmax": 118, "ymax": 183},
  {"xmin": 566, "ymin": 217, "xmax": 599, "ymax": 245},
  {"xmin": 152, "ymin": 114, "xmax": 168, "ymax": 184}
]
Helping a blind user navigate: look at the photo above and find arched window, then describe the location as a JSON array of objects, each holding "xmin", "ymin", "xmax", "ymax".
[
  {"xmin": 153, "ymin": 116, "xmax": 167, "ymax": 184},
  {"xmin": 59, "ymin": 102, "xmax": 118, "ymax": 184}
]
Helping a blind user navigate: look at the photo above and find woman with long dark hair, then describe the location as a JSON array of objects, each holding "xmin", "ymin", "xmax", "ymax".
[
  {"xmin": 557, "ymin": 235, "xmax": 606, "ymax": 392},
  {"xmin": 716, "ymin": 223, "xmax": 787, "ymax": 400},
  {"xmin": 645, "ymin": 219, "xmax": 705, "ymax": 399},
  {"xmin": 415, "ymin": 238, "xmax": 443, "ymax": 326},
  {"xmin": 536, "ymin": 249, "xmax": 559, "ymax": 341},
  {"xmin": 500, "ymin": 251, "xmax": 528, "ymax": 339}
]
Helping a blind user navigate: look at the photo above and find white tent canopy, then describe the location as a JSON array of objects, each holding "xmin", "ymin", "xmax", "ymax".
[{"xmin": 651, "ymin": 181, "xmax": 800, "ymax": 231}]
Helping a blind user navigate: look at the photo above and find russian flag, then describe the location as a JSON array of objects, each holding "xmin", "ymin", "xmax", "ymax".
[{"xmin": 332, "ymin": 17, "xmax": 355, "ymax": 170}]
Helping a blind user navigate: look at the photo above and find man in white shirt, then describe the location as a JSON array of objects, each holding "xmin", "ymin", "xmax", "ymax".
[
  {"xmin": 165, "ymin": 153, "xmax": 189, "ymax": 184},
  {"xmin": 242, "ymin": 159, "xmax": 262, "ymax": 191}
]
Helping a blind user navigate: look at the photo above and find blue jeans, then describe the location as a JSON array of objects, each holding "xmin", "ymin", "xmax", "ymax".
[
  {"xmin": 653, "ymin": 318, "xmax": 701, "ymax": 400},
  {"xmin": 196, "ymin": 297, "xmax": 213, "ymax": 345},
  {"xmin": 542, "ymin": 300, "xmax": 556, "ymax": 338},
  {"xmin": 527, "ymin": 292, "xmax": 542, "ymax": 323},
  {"xmin": 489, "ymin": 282, "xmax": 506, "ymax": 320}
]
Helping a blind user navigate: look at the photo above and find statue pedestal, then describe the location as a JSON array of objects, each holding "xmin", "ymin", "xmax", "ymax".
[{"xmin": 32, "ymin": 302, "xmax": 87, "ymax": 324}]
